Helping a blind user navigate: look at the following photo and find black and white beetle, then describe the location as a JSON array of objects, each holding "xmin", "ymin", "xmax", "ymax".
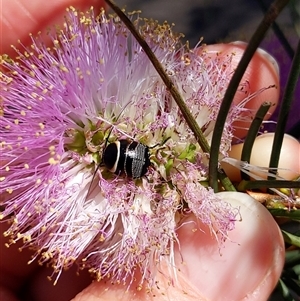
[{"xmin": 102, "ymin": 139, "xmax": 151, "ymax": 179}]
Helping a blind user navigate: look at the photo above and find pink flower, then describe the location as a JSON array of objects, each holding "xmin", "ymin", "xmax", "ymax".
[{"xmin": 0, "ymin": 7, "xmax": 245, "ymax": 287}]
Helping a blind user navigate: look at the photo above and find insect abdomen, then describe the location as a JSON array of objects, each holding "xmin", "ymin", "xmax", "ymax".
[{"xmin": 103, "ymin": 139, "xmax": 150, "ymax": 178}]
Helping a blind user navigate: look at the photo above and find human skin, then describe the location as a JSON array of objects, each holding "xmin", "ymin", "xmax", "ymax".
[{"xmin": 0, "ymin": 0, "xmax": 296, "ymax": 300}]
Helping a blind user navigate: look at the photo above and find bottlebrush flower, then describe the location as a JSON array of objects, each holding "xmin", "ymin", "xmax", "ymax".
[{"xmin": 0, "ymin": 7, "xmax": 253, "ymax": 288}]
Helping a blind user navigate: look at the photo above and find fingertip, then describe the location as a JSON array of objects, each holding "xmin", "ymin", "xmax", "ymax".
[
  {"xmin": 248, "ymin": 43, "xmax": 279, "ymax": 76},
  {"xmin": 175, "ymin": 192, "xmax": 284, "ymax": 301},
  {"xmin": 223, "ymin": 133, "xmax": 300, "ymax": 182},
  {"xmin": 72, "ymin": 270, "xmax": 205, "ymax": 301},
  {"xmin": 1, "ymin": 0, "xmax": 106, "ymax": 58},
  {"xmin": 197, "ymin": 42, "xmax": 280, "ymax": 140}
]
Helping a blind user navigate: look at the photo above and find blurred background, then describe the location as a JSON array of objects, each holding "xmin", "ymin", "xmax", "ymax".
[
  {"xmin": 115, "ymin": 0, "xmax": 297, "ymax": 45},
  {"xmin": 113, "ymin": 0, "xmax": 300, "ymax": 139}
]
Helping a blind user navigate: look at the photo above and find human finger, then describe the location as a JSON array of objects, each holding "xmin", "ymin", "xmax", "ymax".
[
  {"xmin": 198, "ymin": 42, "xmax": 280, "ymax": 140},
  {"xmin": 0, "ymin": 0, "xmax": 105, "ymax": 58},
  {"xmin": 70, "ymin": 193, "xmax": 284, "ymax": 301},
  {"xmin": 222, "ymin": 133, "xmax": 300, "ymax": 182},
  {"xmin": 175, "ymin": 192, "xmax": 284, "ymax": 301}
]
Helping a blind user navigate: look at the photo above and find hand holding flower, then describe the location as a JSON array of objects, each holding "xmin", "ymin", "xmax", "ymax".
[{"xmin": 0, "ymin": 1, "xmax": 293, "ymax": 301}]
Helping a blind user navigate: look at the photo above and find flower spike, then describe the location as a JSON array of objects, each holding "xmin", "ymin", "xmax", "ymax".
[{"xmin": 0, "ymin": 6, "xmax": 252, "ymax": 287}]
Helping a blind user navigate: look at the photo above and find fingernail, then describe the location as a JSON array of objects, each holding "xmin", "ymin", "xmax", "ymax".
[
  {"xmin": 230, "ymin": 41, "xmax": 248, "ymax": 47},
  {"xmin": 230, "ymin": 41, "xmax": 279, "ymax": 76},
  {"xmin": 256, "ymin": 46, "xmax": 279, "ymax": 76}
]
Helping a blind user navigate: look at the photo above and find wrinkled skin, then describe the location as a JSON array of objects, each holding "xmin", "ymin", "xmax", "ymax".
[{"xmin": 0, "ymin": 0, "xmax": 295, "ymax": 300}]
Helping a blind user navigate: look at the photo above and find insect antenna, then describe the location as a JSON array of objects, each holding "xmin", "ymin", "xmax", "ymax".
[
  {"xmin": 100, "ymin": 100, "xmax": 135, "ymax": 156},
  {"xmin": 85, "ymin": 164, "xmax": 102, "ymax": 201},
  {"xmin": 149, "ymin": 137, "xmax": 171, "ymax": 150}
]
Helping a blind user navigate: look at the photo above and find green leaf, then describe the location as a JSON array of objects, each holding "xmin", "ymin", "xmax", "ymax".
[
  {"xmin": 291, "ymin": 264, "xmax": 300, "ymax": 279},
  {"xmin": 285, "ymin": 250, "xmax": 300, "ymax": 266},
  {"xmin": 277, "ymin": 279, "xmax": 296, "ymax": 300},
  {"xmin": 269, "ymin": 209, "xmax": 300, "ymax": 220},
  {"xmin": 282, "ymin": 230, "xmax": 300, "ymax": 247}
]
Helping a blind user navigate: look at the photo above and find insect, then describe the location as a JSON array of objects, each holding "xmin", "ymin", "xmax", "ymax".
[
  {"xmin": 86, "ymin": 135, "xmax": 151, "ymax": 201},
  {"xmin": 102, "ymin": 139, "xmax": 151, "ymax": 179},
  {"xmin": 97, "ymin": 101, "xmax": 152, "ymax": 179}
]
